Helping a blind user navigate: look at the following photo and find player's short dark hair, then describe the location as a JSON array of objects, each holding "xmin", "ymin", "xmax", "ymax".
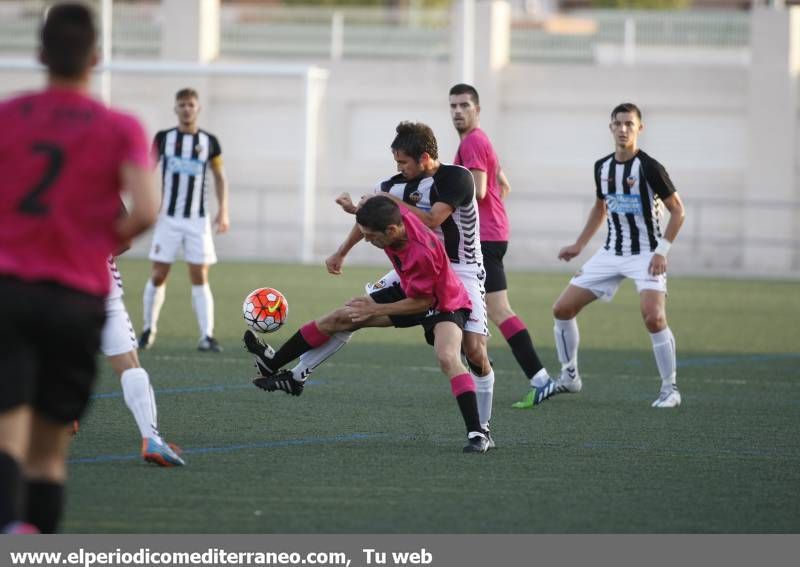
[
  {"xmin": 356, "ymin": 196, "xmax": 402, "ymax": 233},
  {"xmin": 449, "ymin": 83, "xmax": 480, "ymax": 105},
  {"xmin": 611, "ymin": 103, "xmax": 642, "ymax": 122},
  {"xmin": 391, "ymin": 121, "xmax": 438, "ymax": 161},
  {"xmin": 40, "ymin": 3, "xmax": 97, "ymax": 79},
  {"xmin": 176, "ymin": 88, "xmax": 199, "ymax": 101}
]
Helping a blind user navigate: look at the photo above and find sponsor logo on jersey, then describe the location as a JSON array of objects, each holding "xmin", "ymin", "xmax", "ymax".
[
  {"xmin": 166, "ymin": 156, "xmax": 204, "ymax": 176},
  {"xmin": 605, "ymin": 194, "xmax": 642, "ymax": 215}
]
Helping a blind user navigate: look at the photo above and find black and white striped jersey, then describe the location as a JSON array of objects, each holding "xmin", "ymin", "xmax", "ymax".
[
  {"xmin": 376, "ymin": 164, "xmax": 482, "ymax": 266},
  {"xmin": 153, "ymin": 128, "xmax": 222, "ymax": 219},
  {"xmin": 594, "ymin": 150, "xmax": 676, "ymax": 256}
]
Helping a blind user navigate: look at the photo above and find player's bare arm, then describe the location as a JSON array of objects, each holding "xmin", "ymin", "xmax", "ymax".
[
  {"xmin": 383, "ymin": 194, "xmax": 454, "ymax": 230},
  {"xmin": 649, "ymin": 192, "xmax": 686, "ymax": 276},
  {"xmin": 325, "ymin": 223, "xmax": 364, "ymax": 275},
  {"xmin": 211, "ymin": 157, "xmax": 229, "ymax": 234},
  {"xmin": 345, "ymin": 295, "xmax": 434, "ymax": 323},
  {"xmin": 497, "ymin": 168, "xmax": 511, "ymax": 200},
  {"xmin": 116, "ymin": 162, "xmax": 158, "ymax": 242},
  {"xmin": 558, "ymin": 197, "xmax": 607, "ymax": 262},
  {"xmin": 470, "ymin": 168, "xmax": 488, "ymax": 200}
]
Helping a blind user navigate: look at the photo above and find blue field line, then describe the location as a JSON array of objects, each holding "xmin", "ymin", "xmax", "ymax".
[
  {"xmin": 69, "ymin": 432, "xmax": 377, "ymax": 464},
  {"xmin": 91, "ymin": 380, "xmax": 322, "ymax": 400},
  {"xmin": 625, "ymin": 353, "xmax": 800, "ymax": 369}
]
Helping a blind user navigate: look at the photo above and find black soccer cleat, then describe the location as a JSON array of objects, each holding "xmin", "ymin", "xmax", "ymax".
[
  {"xmin": 138, "ymin": 328, "xmax": 156, "ymax": 350},
  {"xmin": 198, "ymin": 336, "xmax": 222, "ymax": 353},
  {"xmin": 243, "ymin": 330, "xmax": 276, "ymax": 376},
  {"xmin": 463, "ymin": 431, "xmax": 491, "ymax": 454},
  {"xmin": 252, "ymin": 370, "xmax": 305, "ymax": 397}
]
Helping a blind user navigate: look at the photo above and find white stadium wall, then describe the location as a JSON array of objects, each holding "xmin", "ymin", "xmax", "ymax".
[{"xmin": 0, "ymin": 2, "xmax": 797, "ymax": 277}]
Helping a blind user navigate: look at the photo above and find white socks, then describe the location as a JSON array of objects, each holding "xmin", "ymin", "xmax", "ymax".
[
  {"xmin": 121, "ymin": 368, "xmax": 159, "ymax": 440},
  {"xmin": 554, "ymin": 317, "xmax": 579, "ymax": 370},
  {"xmin": 530, "ymin": 367, "xmax": 551, "ymax": 388},
  {"xmin": 650, "ymin": 327, "xmax": 677, "ymax": 392},
  {"xmin": 191, "ymin": 284, "xmax": 214, "ymax": 338},
  {"xmin": 142, "ymin": 279, "xmax": 166, "ymax": 332},
  {"xmin": 472, "ymin": 370, "xmax": 495, "ymax": 431},
  {"xmin": 290, "ymin": 332, "xmax": 353, "ymax": 381}
]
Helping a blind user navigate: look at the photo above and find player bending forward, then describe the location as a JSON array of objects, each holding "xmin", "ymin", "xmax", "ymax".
[{"xmin": 245, "ymin": 197, "xmax": 492, "ymax": 453}]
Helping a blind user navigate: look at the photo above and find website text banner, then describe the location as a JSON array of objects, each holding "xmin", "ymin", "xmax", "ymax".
[{"xmin": 1, "ymin": 534, "xmax": 797, "ymax": 567}]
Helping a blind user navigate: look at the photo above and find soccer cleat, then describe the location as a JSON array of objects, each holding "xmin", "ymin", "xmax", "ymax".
[
  {"xmin": 554, "ymin": 366, "xmax": 582, "ymax": 393},
  {"xmin": 511, "ymin": 379, "xmax": 558, "ymax": 409},
  {"xmin": 142, "ymin": 437, "xmax": 186, "ymax": 467},
  {"xmin": 652, "ymin": 387, "xmax": 681, "ymax": 408},
  {"xmin": 463, "ymin": 431, "xmax": 491, "ymax": 454},
  {"xmin": 198, "ymin": 336, "xmax": 222, "ymax": 352},
  {"xmin": 253, "ymin": 369, "xmax": 304, "ymax": 397},
  {"xmin": 485, "ymin": 429, "xmax": 496, "ymax": 449},
  {"xmin": 138, "ymin": 328, "xmax": 156, "ymax": 350},
  {"xmin": 243, "ymin": 329, "xmax": 276, "ymax": 376}
]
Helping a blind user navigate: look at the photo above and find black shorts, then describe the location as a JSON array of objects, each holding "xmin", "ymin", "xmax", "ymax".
[
  {"xmin": 370, "ymin": 282, "xmax": 470, "ymax": 346},
  {"xmin": 481, "ymin": 241, "xmax": 508, "ymax": 293},
  {"xmin": 0, "ymin": 277, "xmax": 106, "ymax": 423}
]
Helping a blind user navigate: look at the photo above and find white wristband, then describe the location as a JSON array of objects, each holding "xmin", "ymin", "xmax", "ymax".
[{"xmin": 654, "ymin": 239, "xmax": 672, "ymax": 257}]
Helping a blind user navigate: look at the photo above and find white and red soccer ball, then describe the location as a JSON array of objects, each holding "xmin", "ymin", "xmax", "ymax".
[{"xmin": 243, "ymin": 287, "xmax": 288, "ymax": 333}]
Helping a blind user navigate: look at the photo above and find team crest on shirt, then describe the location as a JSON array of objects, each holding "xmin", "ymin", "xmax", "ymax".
[
  {"xmin": 626, "ymin": 176, "xmax": 636, "ymax": 187},
  {"xmin": 409, "ymin": 190, "xmax": 422, "ymax": 204},
  {"xmin": 195, "ymin": 144, "xmax": 205, "ymax": 155}
]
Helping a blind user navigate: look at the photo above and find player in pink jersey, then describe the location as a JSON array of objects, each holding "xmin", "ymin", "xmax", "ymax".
[
  {"xmin": 0, "ymin": 3, "xmax": 158, "ymax": 533},
  {"xmin": 246, "ymin": 197, "xmax": 491, "ymax": 453},
  {"xmin": 449, "ymin": 83, "xmax": 556, "ymax": 408}
]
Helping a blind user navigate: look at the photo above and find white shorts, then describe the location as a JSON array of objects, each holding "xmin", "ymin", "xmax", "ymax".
[
  {"xmin": 101, "ymin": 295, "xmax": 138, "ymax": 357},
  {"xmin": 148, "ymin": 215, "xmax": 217, "ymax": 265},
  {"xmin": 571, "ymin": 249, "xmax": 667, "ymax": 302},
  {"xmin": 370, "ymin": 266, "xmax": 488, "ymax": 336}
]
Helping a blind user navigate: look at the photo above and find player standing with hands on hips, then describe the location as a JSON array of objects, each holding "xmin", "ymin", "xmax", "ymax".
[
  {"xmin": 139, "ymin": 88, "xmax": 229, "ymax": 353},
  {"xmin": 551, "ymin": 103, "xmax": 686, "ymax": 408},
  {"xmin": 0, "ymin": 2, "xmax": 158, "ymax": 533}
]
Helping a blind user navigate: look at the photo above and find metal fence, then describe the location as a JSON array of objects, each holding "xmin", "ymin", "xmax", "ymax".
[{"xmin": 0, "ymin": 2, "xmax": 751, "ymax": 65}]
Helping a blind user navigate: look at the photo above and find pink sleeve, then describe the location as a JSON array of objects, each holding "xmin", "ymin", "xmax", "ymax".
[
  {"xmin": 117, "ymin": 114, "xmax": 152, "ymax": 169},
  {"xmin": 458, "ymin": 135, "xmax": 488, "ymax": 172}
]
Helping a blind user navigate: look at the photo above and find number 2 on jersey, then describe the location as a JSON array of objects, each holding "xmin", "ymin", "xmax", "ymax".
[{"xmin": 18, "ymin": 142, "xmax": 64, "ymax": 216}]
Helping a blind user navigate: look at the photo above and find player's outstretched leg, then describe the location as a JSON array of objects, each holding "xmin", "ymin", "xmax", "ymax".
[{"xmin": 246, "ymin": 320, "xmax": 334, "ymax": 394}]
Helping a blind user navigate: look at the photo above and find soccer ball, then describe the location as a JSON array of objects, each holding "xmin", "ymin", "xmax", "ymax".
[{"xmin": 243, "ymin": 287, "xmax": 288, "ymax": 333}]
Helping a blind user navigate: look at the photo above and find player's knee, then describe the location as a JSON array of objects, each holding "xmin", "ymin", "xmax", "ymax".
[
  {"xmin": 553, "ymin": 301, "xmax": 575, "ymax": 320},
  {"xmin": 643, "ymin": 312, "xmax": 666, "ymax": 333},
  {"xmin": 151, "ymin": 273, "xmax": 168, "ymax": 286},
  {"xmin": 435, "ymin": 346, "xmax": 461, "ymax": 373},
  {"xmin": 24, "ymin": 454, "xmax": 67, "ymax": 483}
]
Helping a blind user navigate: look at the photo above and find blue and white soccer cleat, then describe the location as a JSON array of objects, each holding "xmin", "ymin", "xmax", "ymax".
[
  {"xmin": 141, "ymin": 437, "xmax": 186, "ymax": 467},
  {"xmin": 511, "ymin": 378, "xmax": 558, "ymax": 409},
  {"xmin": 652, "ymin": 387, "xmax": 681, "ymax": 408}
]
